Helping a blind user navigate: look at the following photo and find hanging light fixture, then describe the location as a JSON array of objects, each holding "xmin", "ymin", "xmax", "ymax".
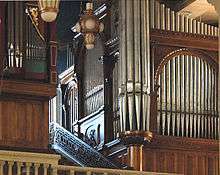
[
  {"xmin": 74, "ymin": 2, "xmax": 104, "ymax": 49},
  {"xmin": 38, "ymin": 0, "xmax": 60, "ymax": 22}
]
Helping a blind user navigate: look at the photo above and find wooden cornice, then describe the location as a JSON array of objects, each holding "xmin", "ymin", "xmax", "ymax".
[
  {"xmin": 150, "ymin": 29, "xmax": 218, "ymax": 52},
  {"xmin": 145, "ymin": 134, "xmax": 219, "ymax": 152},
  {"xmin": 0, "ymin": 79, "xmax": 56, "ymax": 98}
]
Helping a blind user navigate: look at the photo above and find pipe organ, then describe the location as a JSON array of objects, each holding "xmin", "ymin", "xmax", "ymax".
[
  {"xmin": 149, "ymin": 0, "xmax": 219, "ymax": 139},
  {"xmin": 6, "ymin": 2, "xmax": 47, "ymax": 79},
  {"xmin": 117, "ymin": 0, "xmax": 219, "ymax": 140}
]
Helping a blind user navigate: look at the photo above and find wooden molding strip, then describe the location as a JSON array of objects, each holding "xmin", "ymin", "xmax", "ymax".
[
  {"xmin": 145, "ymin": 134, "xmax": 219, "ymax": 152},
  {"xmin": 0, "ymin": 150, "xmax": 60, "ymax": 165},
  {"xmin": 1, "ymin": 80, "xmax": 56, "ymax": 98},
  {"xmin": 150, "ymin": 29, "xmax": 218, "ymax": 52}
]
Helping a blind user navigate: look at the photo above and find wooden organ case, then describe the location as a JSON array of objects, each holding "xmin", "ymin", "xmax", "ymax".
[{"xmin": 0, "ymin": 1, "xmax": 57, "ymax": 151}]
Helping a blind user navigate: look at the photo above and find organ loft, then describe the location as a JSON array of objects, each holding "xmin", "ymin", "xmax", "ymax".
[{"xmin": 0, "ymin": 0, "xmax": 219, "ymax": 174}]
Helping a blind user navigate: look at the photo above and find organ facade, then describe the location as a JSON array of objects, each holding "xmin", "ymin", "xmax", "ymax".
[{"xmin": 0, "ymin": 0, "xmax": 219, "ymax": 174}]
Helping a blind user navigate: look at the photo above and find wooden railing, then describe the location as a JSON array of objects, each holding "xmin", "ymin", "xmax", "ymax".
[
  {"xmin": 0, "ymin": 150, "xmax": 60, "ymax": 175},
  {"xmin": 0, "ymin": 149, "xmax": 175, "ymax": 175},
  {"xmin": 56, "ymin": 165, "xmax": 175, "ymax": 175}
]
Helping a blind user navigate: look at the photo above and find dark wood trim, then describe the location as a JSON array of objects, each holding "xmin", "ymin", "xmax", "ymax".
[
  {"xmin": 1, "ymin": 79, "xmax": 56, "ymax": 97},
  {"xmin": 150, "ymin": 29, "xmax": 218, "ymax": 52},
  {"xmin": 75, "ymin": 39, "xmax": 86, "ymax": 120},
  {"xmin": 145, "ymin": 134, "xmax": 219, "ymax": 152}
]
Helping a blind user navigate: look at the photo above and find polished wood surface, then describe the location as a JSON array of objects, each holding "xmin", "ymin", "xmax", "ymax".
[
  {"xmin": 120, "ymin": 135, "xmax": 219, "ymax": 174},
  {"xmin": 150, "ymin": 29, "xmax": 218, "ymax": 52},
  {"xmin": 0, "ymin": 98, "xmax": 49, "ymax": 150},
  {"xmin": 1, "ymin": 79, "xmax": 56, "ymax": 98}
]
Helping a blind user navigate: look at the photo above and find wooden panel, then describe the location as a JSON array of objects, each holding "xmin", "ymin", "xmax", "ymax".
[
  {"xmin": 198, "ymin": 155, "xmax": 206, "ymax": 175},
  {"xmin": 0, "ymin": 98, "xmax": 49, "ymax": 150},
  {"xmin": 125, "ymin": 135, "xmax": 219, "ymax": 174},
  {"xmin": 142, "ymin": 148, "xmax": 219, "ymax": 174},
  {"xmin": 142, "ymin": 149, "xmax": 155, "ymax": 171}
]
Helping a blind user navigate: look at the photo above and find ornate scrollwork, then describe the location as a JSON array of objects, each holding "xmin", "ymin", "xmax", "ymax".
[{"xmin": 49, "ymin": 122, "xmax": 117, "ymax": 168}]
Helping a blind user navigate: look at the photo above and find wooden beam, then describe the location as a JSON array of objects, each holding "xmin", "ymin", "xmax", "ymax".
[
  {"xmin": 150, "ymin": 29, "xmax": 218, "ymax": 52},
  {"xmin": 1, "ymin": 80, "xmax": 56, "ymax": 98}
]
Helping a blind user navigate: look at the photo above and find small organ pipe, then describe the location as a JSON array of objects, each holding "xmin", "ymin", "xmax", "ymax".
[
  {"xmin": 165, "ymin": 8, "xmax": 170, "ymax": 30},
  {"xmin": 171, "ymin": 11, "xmax": 175, "ymax": 31},
  {"xmin": 160, "ymin": 4, "xmax": 165, "ymax": 30}
]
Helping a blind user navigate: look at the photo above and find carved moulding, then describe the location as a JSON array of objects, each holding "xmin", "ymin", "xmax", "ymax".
[{"xmin": 119, "ymin": 131, "xmax": 153, "ymax": 146}]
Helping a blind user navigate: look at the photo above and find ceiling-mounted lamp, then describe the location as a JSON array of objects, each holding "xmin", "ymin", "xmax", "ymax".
[
  {"xmin": 38, "ymin": 0, "xmax": 60, "ymax": 22},
  {"xmin": 74, "ymin": 2, "xmax": 104, "ymax": 49}
]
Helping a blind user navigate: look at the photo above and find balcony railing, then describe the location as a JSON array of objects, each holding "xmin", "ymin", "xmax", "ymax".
[{"xmin": 0, "ymin": 150, "xmax": 176, "ymax": 175}]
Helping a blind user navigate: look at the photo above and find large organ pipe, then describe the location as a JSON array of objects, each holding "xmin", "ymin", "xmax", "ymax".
[
  {"xmin": 180, "ymin": 55, "xmax": 184, "ymax": 136},
  {"xmin": 176, "ymin": 58, "xmax": 181, "ymax": 136},
  {"xmin": 126, "ymin": 0, "xmax": 134, "ymax": 130},
  {"xmin": 198, "ymin": 59, "xmax": 202, "ymax": 138},
  {"xmin": 165, "ymin": 62, "xmax": 171, "ymax": 135},
  {"xmin": 193, "ymin": 57, "xmax": 197, "ymax": 138},
  {"xmin": 185, "ymin": 56, "xmax": 189, "ymax": 137},
  {"xmin": 134, "ymin": 0, "xmax": 141, "ymax": 130},
  {"xmin": 210, "ymin": 68, "xmax": 213, "ymax": 139},
  {"xmin": 172, "ymin": 58, "xmax": 177, "ymax": 136},
  {"xmin": 119, "ymin": 0, "xmax": 126, "ymax": 132},
  {"xmin": 188, "ymin": 56, "xmax": 192, "ymax": 137}
]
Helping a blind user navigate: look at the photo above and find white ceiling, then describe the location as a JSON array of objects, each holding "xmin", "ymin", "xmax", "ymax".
[{"xmin": 179, "ymin": 0, "xmax": 218, "ymax": 24}]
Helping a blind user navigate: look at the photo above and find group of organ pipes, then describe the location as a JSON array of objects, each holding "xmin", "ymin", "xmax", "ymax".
[
  {"xmin": 6, "ymin": 2, "xmax": 46, "ymax": 71},
  {"xmin": 151, "ymin": 0, "xmax": 219, "ymax": 139},
  {"xmin": 117, "ymin": 0, "xmax": 219, "ymax": 141}
]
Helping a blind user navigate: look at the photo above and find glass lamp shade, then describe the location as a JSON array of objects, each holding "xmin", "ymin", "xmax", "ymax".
[
  {"xmin": 41, "ymin": 11, "xmax": 58, "ymax": 22},
  {"xmin": 38, "ymin": 0, "xmax": 60, "ymax": 22},
  {"xmin": 85, "ymin": 18, "xmax": 96, "ymax": 30}
]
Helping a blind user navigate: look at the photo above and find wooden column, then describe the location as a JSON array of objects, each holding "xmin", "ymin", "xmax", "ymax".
[
  {"xmin": 120, "ymin": 131, "xmax": 152, "ymax": 171},
  {"xmin": 127, "ymin": 145, "xmax": 143, "ymax": 171},
  {"xmin": 47, "ymin": 22, "xmax": 58, "ymax": 84}
]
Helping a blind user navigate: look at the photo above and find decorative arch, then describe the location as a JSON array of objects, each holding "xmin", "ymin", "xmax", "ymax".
[{"xmin": 154, "ymin": 48, "xmax": 218, "ymax": 86}]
